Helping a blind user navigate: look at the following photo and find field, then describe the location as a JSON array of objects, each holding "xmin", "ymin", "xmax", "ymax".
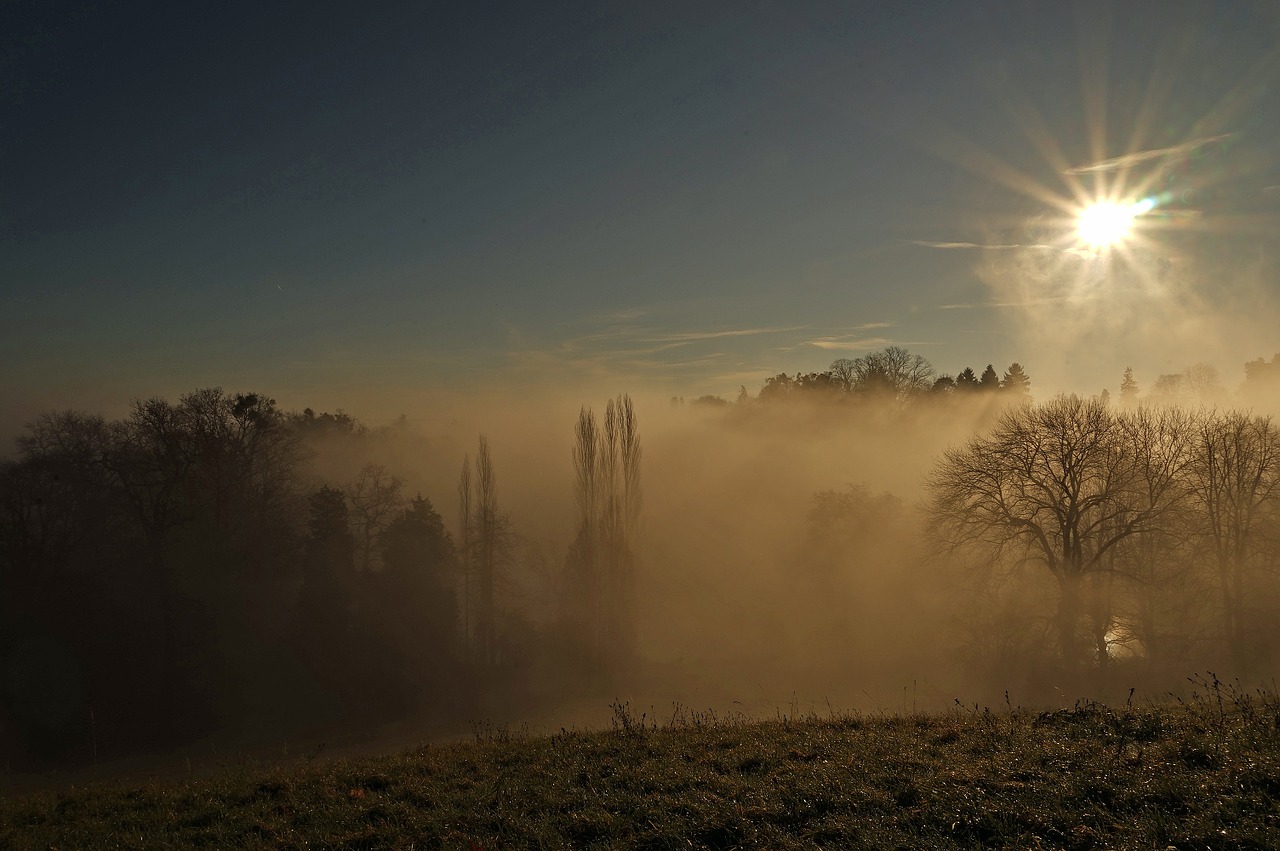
[{"xmin": 4, "ymin": 681, "xmax": 1280, "ymax": 850}]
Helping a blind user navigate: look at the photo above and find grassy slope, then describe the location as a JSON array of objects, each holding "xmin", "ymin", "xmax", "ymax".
[{"xmin": 4, "ymin": 690, "xmax": 1280, "ymax": 850}]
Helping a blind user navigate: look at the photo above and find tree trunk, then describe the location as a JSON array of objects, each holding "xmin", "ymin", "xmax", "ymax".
[{"xmin": 1056, "ymin": 575, "xmax": 1085, "ymax": 668}]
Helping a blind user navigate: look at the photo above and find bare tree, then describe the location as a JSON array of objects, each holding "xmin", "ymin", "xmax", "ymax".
[
  {"xmin": 1185, "ymin": 363, "xmax": 1224, "ymax": 404},
  {"xmin": 347, "ymin": 464, "xmax": 405, "ymax": 574},
  {"xmin": 1101, "ymin": 406, "xmax": 1197, "ymax": 665},
  {"xmin": 928, "ymin": 396, "xmax": 1166, "ymax": 667},
  {"xmin": 606, "ymin": 395, "xmax": 641, "ymax": 656},
  {"xmin": 828, "ymin": 358, "xmax": 858, "ymax": 393},
  {"xmin": 1186, "ymin": 411, "xmax": 1280, "ymax": 670},
  {"xmin": 1150, "ymin": 373, "xmax": 1188, "ymax": 406},
  {"xmin": 839, "ymin": 346, "xmax": 935, "ymax": 404},
  {"xmin": 457, "ymin": 454, "xmax": 473, "ymax": 659},
  {"xmin": 570, "ymin": 395, "xmax": 641, "ymax": 660},
  {"xmin": 475, "ymin": 435, "xmax": 498, "ymax": 666},
  {"xmin": 454, "ymin": 437, "xmax": 518, "ymax": 668},
  {"xmin": 571, "ymin": 407, "xmax": 602, "ymax": 648}
]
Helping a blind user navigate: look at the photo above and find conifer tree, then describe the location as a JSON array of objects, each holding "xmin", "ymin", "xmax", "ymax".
[
  {"xmin": 1001, "ymin": 363, "xmax": 1031, "ymax": 396},
  {"xmin": 1120, "ymin": 367, "xmax": 1139, "ymax": 407}
]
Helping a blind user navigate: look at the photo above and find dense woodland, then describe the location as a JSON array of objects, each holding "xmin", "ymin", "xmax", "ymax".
[
  {"xmin": 0, "ymin": 390, "xmax": 641, "ymax": 769},
  {"xmin": 4, "ymin": 348, "xmax": 1280, "ymax": 771}
]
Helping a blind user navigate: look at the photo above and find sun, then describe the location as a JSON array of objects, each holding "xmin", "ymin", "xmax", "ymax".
[
  {"xmin": 1076, "ymin": 201, "xmax": 1138, "ymax": 247},
  {"xmin": 1074, "ymin": 197, "xmax": 1159, "ymax": 248}
]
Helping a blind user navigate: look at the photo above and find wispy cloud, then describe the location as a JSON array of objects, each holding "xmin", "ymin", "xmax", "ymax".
[
  {"xmin": 912, "ymin": 240, "xmax": 1094, "ymax": 259},
  {"xmin": 592, "ymin": 307, "xmax": 647, "ymax": 323},
  {"xmin": 500, "ymin": 321, "xmax": 809, "ymax": 386},
  {"xmin": 639, "ymin": 326, "xmax": 807, "ymax": 343},
  {"xmin": 1064, "ymin": 133, "xmax": 1234, "ymax": 175},
  {"xmin": 912, "ymin": 240, "xmax": 1071, "ymax": 252},
  {"xmin": 937, "ymin": 295, "xmax": 1099, "ymax": 310},
  {"xmin": 806, "ymin": 336, "xmax": 895, "ymax": 351},
  {"xmin": 503, "ymin": 318, "xmax": 913, "ymax": 391}
]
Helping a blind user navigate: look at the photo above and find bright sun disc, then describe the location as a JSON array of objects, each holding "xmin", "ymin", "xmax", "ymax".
[{"xmin": 1078, "ymin": 201, "xmax": 1141, "ymax": 247}]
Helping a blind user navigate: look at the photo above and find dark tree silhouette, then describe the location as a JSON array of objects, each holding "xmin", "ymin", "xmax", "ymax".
[
  {"xmin": 1186, "ymin": 411, "xmax": 1280, "ymax": 672},
  {"xmin": 373, "ymin": 495, "xmax": 458, "ymax": 696},
  {"xmin": 348, "ymin": 464, "xmax": 404, "ymax": 574},
  {"xmin": 457, "ymin": 454, "xmax": 473, "ymax": 658},
  {"xmin": 835, "ymin": 346, "xmax": 935, "ymax": 403},
  {"xmin": 928, "ymin": 397, "xmax": 1176, "ymax": 668},
  {"xmin": 475, "ymin": 436, "xmax": 499, "ymax": 666},
  {"xmin": 758, "ymin": 373, "xmax": 796, "ymax": 402},
  {"xmin": 568, "ymin": 395, "xmax": 642, "ymax": 662},
  {"xmin": 1001, "ymin": 363, "xmax": 1031, "ymax": 396},
  {"xmin": 295, "ymin": 486, "xmax": 356, "ymax": 695},
  {"xmin": 453, "ymin": 435, "xmax": 518, "ymax": 668},
  {"xmin": 796, "ymin": 372, "xmax": 838, "ymax": 395},
  {"xmin": 828, "ymin": 358, "xmax": 858, "ymax": 393},
  {"xmin": 980, "ymin": 364, "xmax": 1001, "ymax": 391}
]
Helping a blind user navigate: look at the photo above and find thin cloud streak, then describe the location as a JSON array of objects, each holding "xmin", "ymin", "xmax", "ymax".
[
  {"xmin": 912, "ymin": 240, "xmax": 1095, "ymax": 260},
  {"xmin": 1064, "ymin": 133, "xmax": 1234, "ymax": 175},
  {"xmin": 911, "ymin": 240, "xmax": 1075, "ymax": 252},
  {"xmin": 639, "ymin": 326, "xmax": 808, "ymax": 343},
  {"xmin": 937, "ymin": 295, "xmax": 1100, "ymax": 310},
  {"xmin": 807, "ymin": 336, "xmax": 894, "ymax": 351}
]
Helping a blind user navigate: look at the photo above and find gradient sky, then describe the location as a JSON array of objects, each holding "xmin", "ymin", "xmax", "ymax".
[{"xmin": 4, "ymin": 0, "xmax": 1280, "ymax": 433}]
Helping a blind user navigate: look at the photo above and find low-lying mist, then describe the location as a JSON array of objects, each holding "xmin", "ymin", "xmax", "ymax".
[
  {"xmin": 302, "ymin": 391, "xmax": 1005, "ymax": 714},
  {"xmin": 7, "ymin": 361, "xmax": 1280, "ymax": 782}
]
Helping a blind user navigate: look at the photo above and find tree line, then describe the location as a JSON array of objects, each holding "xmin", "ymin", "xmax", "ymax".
[
  {"xmin": 929, "ymin": 395, "xmax": 1280, "ymax": 680},
  {"xmin": 680, "ymin": 344, "xmax": 1280, "ymax": 413},
  {"xmin": 0, "ymin": 389, "xmax": 640, "ymax": 769},
  {"xmin": 674, "ymin": 346, "xmax": 1033, "ymax": 408}
]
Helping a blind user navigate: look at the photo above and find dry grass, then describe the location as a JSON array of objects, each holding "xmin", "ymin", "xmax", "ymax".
[{"xmin": 5, "ymin": 679, "xmax": 1280, "ymax": 849}]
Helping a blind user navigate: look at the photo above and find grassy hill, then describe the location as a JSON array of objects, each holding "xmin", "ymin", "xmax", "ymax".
[{"xmin": 4, "ymin": 682, "xmax": 1280, "ymax": 849}]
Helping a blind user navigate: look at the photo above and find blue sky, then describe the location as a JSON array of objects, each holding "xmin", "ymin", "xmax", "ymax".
[{"xmin": 3, "ymin": 0, "xmax": 1279, "ymax": 431}]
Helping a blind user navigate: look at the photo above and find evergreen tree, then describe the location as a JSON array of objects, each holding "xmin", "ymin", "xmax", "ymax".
[
  {"xmin": 378, "ymin": 495, "xmax": 458, "ymax": 673},
  {"xmin": 295, "ymin": 486, "xmax": 357, "ymax": 693},
  {"xmin": 980, "ymin": 364, "xmax": 1001, "ymax": 391},
  {"xmin": 1119, "ymin": 367, "xmax": 1139, "ymax": 406},
  {"xmin": 1001, "ymin": 363, "xmax": 1031, "ymax": 396},
  {"xmin": 299, "ymin": 486, "xmax": 354, "ymax": 623},
  {"xmin": 955, "ymin": 367, "xmax": 980, "ymax": 391}
]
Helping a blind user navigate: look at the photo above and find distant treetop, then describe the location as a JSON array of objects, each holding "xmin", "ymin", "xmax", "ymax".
[{"xmin": 1001, "ymin": 363, "xmax": 1031, "ymax": 396}]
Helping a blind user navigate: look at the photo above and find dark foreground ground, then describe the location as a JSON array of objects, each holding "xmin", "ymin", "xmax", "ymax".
[{"xmin": 4, "ymin": 684, "xmax": 1280, "ymax": 850}]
